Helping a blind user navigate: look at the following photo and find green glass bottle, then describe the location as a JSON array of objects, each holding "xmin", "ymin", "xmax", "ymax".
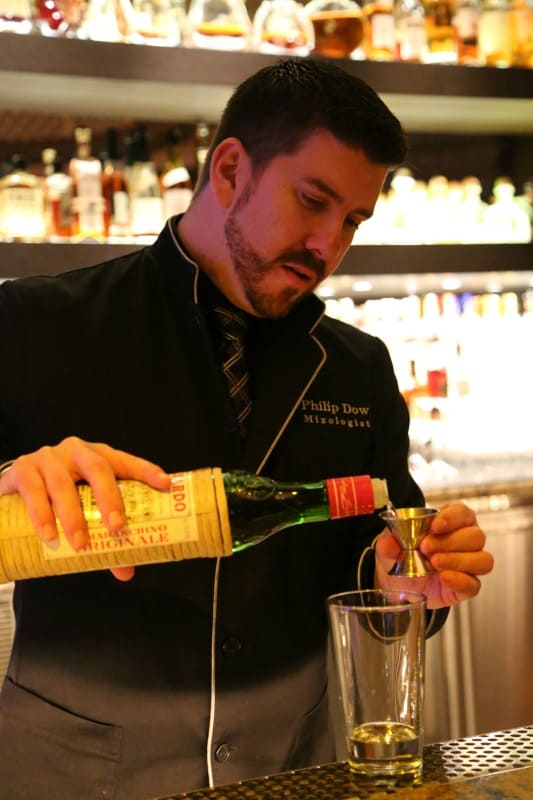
[{"xmin": 0, "ymin": 467, "xmax": 389, "ymax": 582}]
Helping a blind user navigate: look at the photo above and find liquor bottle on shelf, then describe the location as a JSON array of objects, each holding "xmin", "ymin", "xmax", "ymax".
[
  {"xmin": 68, "ymin": 126, "xmax": 106, "ymax": 242},
  {"xmin": 361, "ymin": 0, "xmax": 395, "ymax": 59},
  {"xmin": 453, "ymin": 0, "xmax": 480, "ymax": 63},
  {"xmin": 483, "ymin": 176, "xmax": 531, "ymax": 242},
  {"xmin": 100, "ymin": 128, "xmax": 130, "ymax": 239},
  {"xmin": 0, "ymin": 468, "xmax": 389, "ymax": 582},
  {"xmin": 194, "ymin": 120, "xmax": 212, "ymax": 185},
  {"xmin": 477, "ymin": 0, "xmax": 512, "ymax": 65},
  {"xmin": 34, "ymin": 0, "xmax": 69, "ymax": 35},
  {"xmin": 0, "ymin": 0, "xmax": 34, "ymax": 33},
  {"xmin": 423, "ymin": 0, "xmax": 459, "ymax": 62},
  {"xmin": 42, "ymin": 148, "xmax": 74, "ymax": 241},
  {"xmin": 304, "ymin": 0, "xmax": 364, "ymax": 58},
  {"xmin": 0, "ymin": 154, "xmax": 46, "ymax": 242},
  {"xmin": 125, "ymin": 125, "xmax": 163, "ymax": 239},
  {"xmin": 252, "ymin": 0, "xmax": 314, "ymax": 56},
  {"xmin": 160, "ymin": 126, "xmax": 193, "ymax": 219},
  {"xmin": 509, "ymin": 0, "xmax": 533, "ymax": 66},
  {"xmin": 187, "ymin": 0, "xmax": 252, "ymax": 49},
  {"xmin": 395, "ymin": 0, "xmax": 428, "ymax": 61}
]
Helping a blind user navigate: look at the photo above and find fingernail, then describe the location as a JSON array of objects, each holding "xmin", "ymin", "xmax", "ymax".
[
  {"xmin": 108, "ymin": 511, "xmax": 124, "ymax": 530},
  {"xmin": 72, "ymin": 530, "xmax": 88, "ymax": 550},
  {"xmin": 40, "ymin": 523, "xmax": 57, "ymax": 541}
]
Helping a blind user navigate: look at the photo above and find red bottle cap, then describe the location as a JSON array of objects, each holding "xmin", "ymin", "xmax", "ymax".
[{"xmin": 325, "ymin": 475, "xmax": 375, "ymax": 518}]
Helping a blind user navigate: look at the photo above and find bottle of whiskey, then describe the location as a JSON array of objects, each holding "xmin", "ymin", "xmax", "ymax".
[
  {"xmin": 423, "ymin": 0, "xmax": 459, "ymax": 62},
  {"xmin": 42, "ymin": 148, "xmax": 74, "ymax": 240},
  {"xmin": 395, "ymin": 0, "xmax": 428, "ymax": 61},
  {"xmin": 0, "ymin": 468, "xmax": 389, "ymax": 582},
  {"xmin": 100, "ymin": 127, "xmax": 130, "ymax": 239},
  {"xmin": 362, "ymin": 0, "xmax": 395, "ymax": 60},
  {"xmin": 0, "ymin": 154, "xmax": 46, "ymax": 242},
  {"xmin": 69, "ymin": 126, "xmax": 106, "ymax": 242},
  {"xmin": 160, "ymin": 126, "xmax": 193, "ymax": 219},
  {"xmin": 126, "ymin": 125, "xmax": 163, "ymax": 239}
]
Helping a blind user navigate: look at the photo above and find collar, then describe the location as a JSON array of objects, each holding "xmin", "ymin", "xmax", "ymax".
[{"xmin": 150, "ymin": 216, "xmax": 326, "ymax": 336}]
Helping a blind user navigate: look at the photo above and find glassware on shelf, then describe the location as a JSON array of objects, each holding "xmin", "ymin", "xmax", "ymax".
[
  {"xmin": 68, "ymin": 126, "xmax": 106, "ymax": 241},
  {"xmin": 304, "ymin": 0, "xmax": 364, "ymax": 58},
  {"xmin": 34, "ymin": 0, "xmax": 70, "ymax": 35},
  {"xmin": 56, "ymin": 0, "xmax": 88, "ymax": 37},
  {"xmin": 125, "ymin": 125, "xmax": 164, "ymax": 239},
  {"xmin": 187, "ymin": 0, "xmax": 252, "ymax": 50},
  {"xmin": 42, "ymin": 148, "xmax": 74, "ymax": 240},
  {"xmin": 77, "ymin": 0, "xmax": 134, "ymax": 40},
  {"xmin": 252, "ymin": 0, "xmax": 314, "ymax": 55},
  {"xmin": 0, "ymin": 0, "xmax": 34, "ymax": 33},
  {"xmin": 129, "ymin": 0, "xmax": 182, "ymax": 45},
  {"xmin": 509, "ymin": 0, "xmax": 532, "ymax": 66}
]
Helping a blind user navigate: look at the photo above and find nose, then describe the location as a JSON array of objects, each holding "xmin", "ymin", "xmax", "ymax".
[{"xmin": 304, "ymin": 219, "xmax": 348, "ymax": 272}]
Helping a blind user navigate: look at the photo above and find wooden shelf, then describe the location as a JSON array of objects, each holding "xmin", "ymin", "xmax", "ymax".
[
  {"xmin": 1, "ymin": 241, "xmax": 531, "ymax": 282},
  {"xmin": 1, "ymin": 33, "xmax": 532, "ymax": 133}
]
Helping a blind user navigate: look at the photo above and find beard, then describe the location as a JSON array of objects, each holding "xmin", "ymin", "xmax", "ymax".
[{"xmin": 224, "ymin": 183, "xmax": 326, "ymax": 318}]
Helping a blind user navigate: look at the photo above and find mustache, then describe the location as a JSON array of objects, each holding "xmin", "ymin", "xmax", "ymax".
[{"xmin": 277, "ymin": 249, "xmax": 326, "ymax": 281}]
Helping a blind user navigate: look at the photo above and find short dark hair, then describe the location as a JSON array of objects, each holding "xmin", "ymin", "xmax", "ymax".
[{"xmin": 196, "ymin": 57, "xmax": 407, "ymax": 192}]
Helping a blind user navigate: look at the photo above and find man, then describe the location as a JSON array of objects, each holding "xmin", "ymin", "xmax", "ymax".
[{"xmin": 0, "ymin": 59, "xmax": 492, "ymax": 799}]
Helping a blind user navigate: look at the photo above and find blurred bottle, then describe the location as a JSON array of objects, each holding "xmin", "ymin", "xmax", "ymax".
[
  {"xmin": 362, "ymin": 0, "xmax": 396, "ymax": 59},
  {"xmin": 126, "ymin": 125, "xmax": 163, "ymax": 239},
  {"xmin": 477, "ymin": 0, "xmax": 512, "ymax": 65},
  {"xmin": 305, "ymin": 0, "xmax": 364, "ymax": 58},
  {"xmin": 483, "ymin": 176, "xmax": 531, "ymax": 242},
  {"xmin": 423, "ymin": 0, "xmax": 459, "ymax": 62},
  {"xmin": 509, "ymin": 0, "xmax": 533, "ymax": 66},
  {"xmin": 100, "ymin": 128, "xmax": 130, "ymax": 239},
  {"xmin": 160, "ymin": 126, "xmax": 193, "ymax": 219},
  {"xmin": 56, "ymin": 0, "xmax": 88, "ymax": 37},
  {"xmin": 453, "ymin": 0, "xmax": 480, "ymax": 62},
  {"xmin": 395, "ymin": 0, "xmax": 428, "ymax": 61},
  {"xmin": 34, "ymin": 0, "xmax": 70, "ymax": 35},
  {"xmin": 0, "ymin": 154, "xmax": 45, "ymax": 242},
  {"xmin": 79, "ymin": 0, "xmax": 134, "ymax": 40},
  {"xmin": 187, "ymin": 0, "xmax": 252, "ymax": 49},
  {"xmin": 42, "ymin": 148, "xmax": 74, "ymax": 240},
  {"xmin": 0, "ymin": 0, "xmax": 33, "ymax": 33},
  {"xmin": 69, "ymin": 126, "xmax": 106, "ymax": 241},
  {"xmin": 253, "ymin": 0, "xmax": 314, "ymax": 55},
  {"xmin": 194, "ymin": 120, "xmax": 212, "ymax": 185}
]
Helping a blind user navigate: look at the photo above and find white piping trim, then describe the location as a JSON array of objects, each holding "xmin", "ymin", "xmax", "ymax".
[
  {"xmin": 255, "ymin": 333, "xmax": 327, "ymax": 475},
  {"xmin": 206, "ymin": 556, "xmax": 221, "ymax": 788},
  {"xmin": 166, "ymin": 217, "xmax": 201, "ymax": 304}
]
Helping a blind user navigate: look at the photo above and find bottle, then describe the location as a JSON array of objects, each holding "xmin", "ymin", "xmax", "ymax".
[
  {"xmin": 423, "ymin": 0, "xmax": 459, "ymax": 62},
  {"xmin": 453, "ymin": 0, "xmax": 480, "ymax": 63},
  {"xmin": 129, "ymin": 0, "xmax": 178, "ymax": 45},
  {"xmin": 100, "ymin": 127, "xmax": 130, "ymax": 239},
  {"xmin": 160, "ymin": 126, "xmax": 193, "ymax": 219},
  {"xmin": 477, "ymin": 0, "xmax": 512, "ymax": 65},
  {"xmin": 0, "ymin": 154, "xmax": 46, "ymax": 242},
  {"xmin": 42, "ymin": 148, "xmax": 74, "ymax": 240},
  {"xmin": 0, "ymin": 0, "xmax": 33, "ymax": 33},
  {"xmin": 0, "ymin": 468, "xmax": 389, "ymax": 583},
  {"xmin": 69, "ymin": 126, "xmax": 106, "ymax": 241},
  {"xmin": 125, "ymin": 125, "xmax": 163, "ymax": 239},
  {"xmin": 362, "ymin": 0, "xmax": 395, "ymax": 59},
  {"xmin": 304, "ymin": 0, "xmax": 364, "ymax": 58},
  {"xmin": 395, "ymin": 0, "xmax": 428, "ymax": 62},
  {"xmin": 34, "ymin": 0, "xmax": 69, "ymax": 35},
  {"xmin": 194, "ymin": 120, "xmax": 212, "ymax": 185},
  {"xmin": 509, "ymin": 0, "xmax": 532, "ymax": 66}
]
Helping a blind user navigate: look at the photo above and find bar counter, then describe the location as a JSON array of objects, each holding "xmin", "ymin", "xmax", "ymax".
[{"xmin": 153, "ymin": 727, "xmax": 532, "ymax": 800}]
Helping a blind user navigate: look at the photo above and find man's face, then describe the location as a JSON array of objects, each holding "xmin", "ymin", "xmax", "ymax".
[{"xmin": 223, "ymin": 129, "xmax": 388, "ymax": 318}]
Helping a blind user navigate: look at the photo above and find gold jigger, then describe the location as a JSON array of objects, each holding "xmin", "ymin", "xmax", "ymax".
[{"xmin": 380, "ymin": 507, "xmax": 438, "ymax": 578}]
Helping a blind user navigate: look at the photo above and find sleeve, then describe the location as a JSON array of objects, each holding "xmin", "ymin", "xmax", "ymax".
[{"xmin": 0, "ymin": 281, "xmax": 19, "ymax": 465}]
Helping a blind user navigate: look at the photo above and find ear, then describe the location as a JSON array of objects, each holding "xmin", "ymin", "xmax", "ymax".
[{"xmin": 209, "ymin": 137, "xmax": 251, "ymax": 208}]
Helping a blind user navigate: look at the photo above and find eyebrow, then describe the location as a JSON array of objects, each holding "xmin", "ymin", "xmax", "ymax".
[{"xmin": 306, "ymin": 177, "xmax": 373, "ymax": 220}]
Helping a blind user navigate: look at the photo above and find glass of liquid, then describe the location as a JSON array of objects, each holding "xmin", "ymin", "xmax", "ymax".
[{"xmin": 327, "ymin": 589, "xmax": 426, "ymax": 778}]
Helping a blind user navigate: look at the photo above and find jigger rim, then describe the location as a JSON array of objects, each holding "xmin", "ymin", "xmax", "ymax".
[{"xmin": 379, "ymin": 506, "xmax": 439, "ymax": 521}]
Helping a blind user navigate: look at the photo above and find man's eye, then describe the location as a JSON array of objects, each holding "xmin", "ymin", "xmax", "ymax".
[
  {"xmin": 345, "ymin": 217, "xmax": 360, "ymax": 230},
  {"xmin": 301, "ymin": 193, "xmax": 325, "ymax": 209}
]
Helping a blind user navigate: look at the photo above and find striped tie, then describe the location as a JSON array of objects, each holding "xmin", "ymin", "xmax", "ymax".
[{"xmin": 213, "ymin": 306, "xmax": 252, "ymax": 436}]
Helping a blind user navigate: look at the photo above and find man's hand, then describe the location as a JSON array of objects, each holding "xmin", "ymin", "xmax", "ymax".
[
  {"xmin": 0, "ymin": 437, "xmax": 170, "ymax": 581},
  {"xmin": 374, "ymin": 502, "xmax": 494, "ymax": 609}
]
